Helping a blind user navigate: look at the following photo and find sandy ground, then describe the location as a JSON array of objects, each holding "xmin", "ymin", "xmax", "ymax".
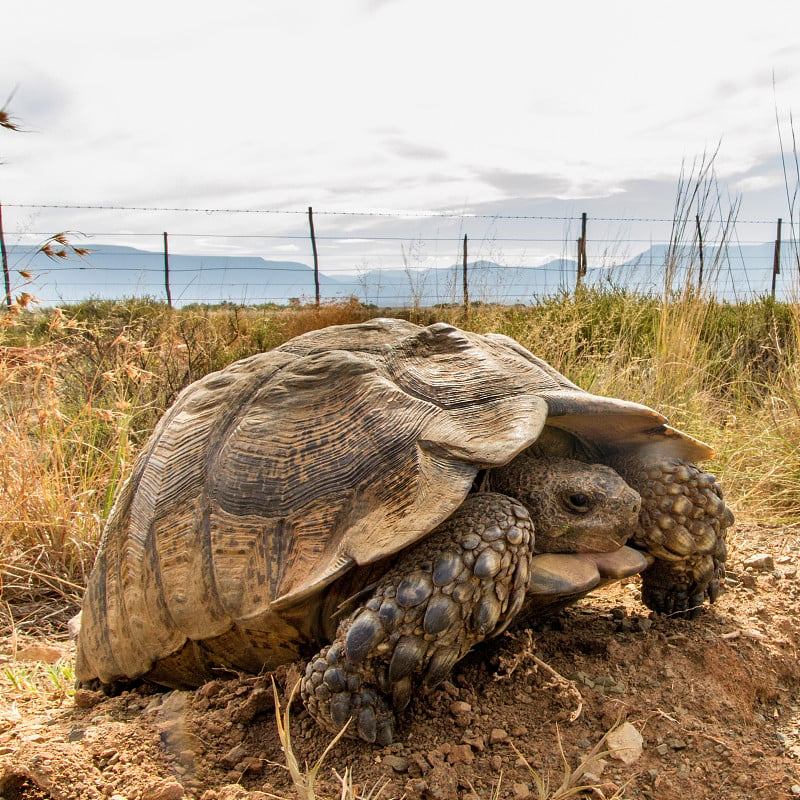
[{"xmin": 2, "ymin": 522, "xmax": 800, "ymax": 800}]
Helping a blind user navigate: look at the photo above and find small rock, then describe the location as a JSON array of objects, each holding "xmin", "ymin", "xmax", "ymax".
[
  {"xmin": 461, "ymin": 733, "xmax": 485, "ymax": 751},
  {"xmin": 512, "ymin": 782, "xmax": 530, "ymax": 799},
  {"xmin": 220, "ymin": 744, "xmax": 248, "ymax": 769},
  {"xmin": 449, "ymin": 700, "xmax": 471, "ymax": 716},
  {"xmin": 73, "ymin": 689, "xmax": 103, "ymax": 709},
  {"xmin": 744, "ymin": 553, "xmax": 774, "ymax": 571},
  {"xmin": 668, "ymin": 738, "xmax": 688, "ymax": 750},
  {"xmin": 606, "ymin": 722, "xmax": 644, "ymax": 765},
  {"xmin": 790, "ymin": 785, "xmax": 800, "ymax": 796},
  {"xmin": 489, "ymin": 728, "xmax": 508, "ymax": 744},
  {"xmin": 382, "ymin": 755, "xmax": 409, "ymax": 773},
  {"xmin": 447, "ymin": 744, "xmax": 474, "ymax": 764},
  {"xmin": 231, "ymin": 687, "xmax": 274, "ymax": 725},
  {"xmin": 655, "ymin": 743, "xmax": 669, "ymax": 756},
  {"xmin": 142, "ymin": 780, "xmax": 184, "ymax": 800},
  {"xmin": 490, "ymin": 754, "xmax": 503, "ymax": 772},
  {"xmin": 636, "ymin": 617, "xmax": 653, "ymax": 632},
  {"xmin": 197, "ymin": 681, "xmax": 224, "ymax": 698}
]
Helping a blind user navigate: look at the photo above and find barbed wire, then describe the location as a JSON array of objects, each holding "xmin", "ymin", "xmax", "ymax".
[
  {"xmin": 3, "ymin": 202, "xmax": 782, "ymax": 225},
  {"xmin": 3, "ymin": 202, "xmax": 796, "ymax": 307}
]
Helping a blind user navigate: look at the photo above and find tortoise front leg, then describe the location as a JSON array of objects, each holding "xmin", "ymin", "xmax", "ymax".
[
  {"xmin": 606, "ymin": 454, "xmax": 733, "ymax": 617},
  {"xmin": 301, "ymin": 492, "xmax": 535, "ymax": 744}
]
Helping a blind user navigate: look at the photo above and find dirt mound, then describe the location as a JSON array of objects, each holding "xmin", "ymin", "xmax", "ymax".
[{"xmin": 2, "ymin": 523, "xmax": 800, "ymax": 800}]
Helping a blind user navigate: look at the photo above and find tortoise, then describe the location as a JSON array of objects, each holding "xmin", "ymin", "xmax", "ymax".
[{"xmin": 74, "ymin": 318, "xmax": 732, "ymax": 745}]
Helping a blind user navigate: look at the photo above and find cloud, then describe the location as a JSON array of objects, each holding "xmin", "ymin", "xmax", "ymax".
[
  {"xmin": 472, "ymin": 167, "xmax": 627, "ymax": 202},
  {"xmin": 383, "ymin": 136, "xmax": 448, "ymax": 162}
]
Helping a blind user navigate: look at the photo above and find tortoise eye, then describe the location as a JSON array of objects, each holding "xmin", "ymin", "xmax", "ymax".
[{"xmin": 566, "ymin": 493, "xmax": 591, "ymax": 513}]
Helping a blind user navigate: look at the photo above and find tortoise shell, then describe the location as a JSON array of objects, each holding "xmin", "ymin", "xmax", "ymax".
[{"xmin": 76, "ymin": 319, "xmax": 711, "ymax": 685}]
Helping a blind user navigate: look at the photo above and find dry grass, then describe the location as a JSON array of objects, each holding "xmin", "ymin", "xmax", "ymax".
[{"xmin": 2, "ymin": 290, "xmax": 799, "ymax": 623}]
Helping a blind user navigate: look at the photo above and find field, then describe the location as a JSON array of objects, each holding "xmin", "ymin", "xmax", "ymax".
[{"xmin": 1, "ymin": 293, "xmax": 800, "ymax": 799}]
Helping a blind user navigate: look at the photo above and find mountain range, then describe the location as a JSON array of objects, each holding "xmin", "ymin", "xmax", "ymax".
[{"xmin": 7, "ymin": 241, "xmax": 798, "ymax": 307}]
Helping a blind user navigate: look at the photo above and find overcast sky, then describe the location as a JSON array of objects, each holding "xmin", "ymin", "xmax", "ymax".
[{"xmin": 2, "ymin": 0, "xmax": 800, "ymax": 268}]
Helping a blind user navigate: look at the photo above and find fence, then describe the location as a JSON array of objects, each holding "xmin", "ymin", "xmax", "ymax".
[{"xmin": 1, "ymin": 202, "xmax": 798, "ymax": 308}]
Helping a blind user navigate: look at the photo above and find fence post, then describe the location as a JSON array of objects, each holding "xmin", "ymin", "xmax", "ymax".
[
  {"xmin": 462, "ymin": 234, "xmax": 469, "ymax": 314},
  {"xmin": 0, "ymin": 202, "xmax": 11, "ymax": 308},
  {"xmin": 308, "ymin": 206, "xmax": 320, "ymax": 308},
  {"xmin": 576, "ymin": 212, "xmax": 587, "ymax": 289},
  {"xmin": 163, "ymin": 232, "xmax": 173, "ymax": 308},
  {"xmin": 772, "ymin": 217, "xmax": 782, "ymax": 301},
  {"xmin": 695, "ymin": 214, "xmax": 704, "ymax": 290}
]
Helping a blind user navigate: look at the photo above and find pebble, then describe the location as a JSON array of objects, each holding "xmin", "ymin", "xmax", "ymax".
[
  {"xmin": 73, "ymin": 689, "xmax": 103, "ymax": 709},
  {"xmin": 489, "ymin": 728, "xmax": 508, "ymax": 744},
  {"xmin": 607, "ymin": 722, "xmax": 644, "ymax": 765},
  {"xmin": 512, "ymin": 782, "xmax": 530, "ymax": 798},
  {"xmin": 141, "ymin": 780, "xmax": 184, "ymax": 800},
  {"xmin": 220, "ymin": 744, "xmax": 248, "ymax": 769},
  {"xmin": 744, "ymin": 553, "xmax": 775, "ymax": 571},
  {"xmin": 667, "ymin": 738, "xmax": 688, "ymax": 750},
  {"xmin": 383, "ymin": 754, "xmax": 409, "ymax": 772},
  {"xmin": 447, "ymin": 744, "xmax": 474, "ymax": 764},
  {"xmin": 449, "ymin": 701, "xmax": 471, "ymax": 716}
]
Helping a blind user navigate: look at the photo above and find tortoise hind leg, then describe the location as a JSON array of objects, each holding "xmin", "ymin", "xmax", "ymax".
[
  {"xmin": 301, "ymin": 492, "xmax": 535, "ymax": 744},
  {"xmin": 606, "ymin": 454, "xmax": 733, "ymax": 617}
]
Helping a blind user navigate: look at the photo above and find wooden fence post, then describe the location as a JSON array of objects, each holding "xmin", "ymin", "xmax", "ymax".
[
  {"xmin": 772, "ymin": 217, "xmax": 782, "ymax": 301},
  {"xmin": 308, "ymin": 206, "xmax": 320, "ymax": 308},
  {"xmin": 462, "ymin": 234, "xmax": 469, "ymax": 313},
  {"xmin": 695, "ymin": 214, "xmax": 705, "ymax": 290},
  {"xmin": 576, "ymin": 212, "xmax": 587, "ymax": 289},
  {"xmin": 0, "ymin": 202, "xmax": 11, "ymax": 308},
  {"xmin": 163, "ymin": 232, "xmax": 173, "ymax": 308}
]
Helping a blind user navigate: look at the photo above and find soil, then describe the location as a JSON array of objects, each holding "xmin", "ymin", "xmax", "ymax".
[{"xmin": 2, "ymin": 522, "xmax": 800, "ymax": 800}]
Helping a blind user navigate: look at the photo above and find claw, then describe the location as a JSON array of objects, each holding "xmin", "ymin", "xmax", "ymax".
[
  {"xmin": 330, "ymin": 691, "xmax": 352, "ymax": 729},
  {"xmin": 424, "ymin": 647, "xmax": 459, "ymax": 687},
  {"xmin": 357, "ymin": 706, "xmax": 377, "ymax": 743},
  {"xmin": 376, "ymin": 718, "xmax": 394, "ymax": 746},
  {"xmin": 391, "ymin": 676, "xmax": 412, "ymax": 711},
  {"xmin": 389, "ymin": 635, "xmax": 426, "ymax": 682}
]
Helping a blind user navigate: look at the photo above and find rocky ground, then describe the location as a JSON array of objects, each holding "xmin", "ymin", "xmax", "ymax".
[{"xmin": 2, "ymin": 522, "xmax": 800, "ymax": 800}]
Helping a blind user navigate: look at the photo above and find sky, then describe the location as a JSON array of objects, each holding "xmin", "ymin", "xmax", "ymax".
[{"xmin": 2, "ymin": 0, "xmax": 800, "ymax": 272}]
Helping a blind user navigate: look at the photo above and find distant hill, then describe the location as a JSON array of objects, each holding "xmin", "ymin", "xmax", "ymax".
[{"xmin": 6, "ymin": 241, "xmax": 798, "ymax": 306}]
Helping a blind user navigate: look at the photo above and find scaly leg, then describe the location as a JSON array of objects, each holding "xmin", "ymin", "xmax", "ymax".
[
  {"xmin": 606, "ymin": 454, "xmax": 733, "ymax": 616},
  {"xmin": 301, "ymin": 492, "xmax": 535, "ymax": 744}
]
